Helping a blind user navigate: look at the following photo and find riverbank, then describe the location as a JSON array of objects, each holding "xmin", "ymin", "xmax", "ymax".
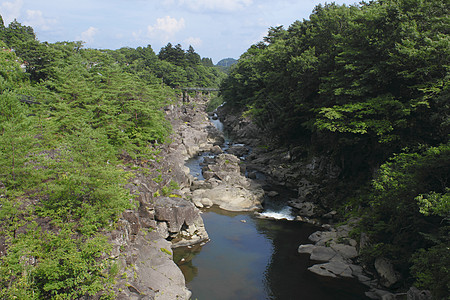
[{"xmin": 213, "ymin": 104, "xmax": 433, "ymax": 300}]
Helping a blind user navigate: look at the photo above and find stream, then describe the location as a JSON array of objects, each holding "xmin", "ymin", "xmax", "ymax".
[{"xmin": 174, "ymin": 115, "xmax": 369, "ymax": 299}]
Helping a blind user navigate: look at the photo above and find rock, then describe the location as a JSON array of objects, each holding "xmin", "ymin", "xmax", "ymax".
[
  {"xmin": 200, "ymin": 198, "xmax": 213, "ymax": 208},
  {"xmin": 267, "ymin": 191, "xmax": 279, "ymax": 197},
  {"xmin": 123, "ymin": 232, "xmax": 191, "ymax": 300},
  {"xmin": 330, "ymin": 244, "xmax": 358, "ymax": 259},
  {"xmin": 156, "ymin": 221, "xmax": 169, "ymax": 239},
  {"xmin": 323, "ymin": 210, "xmax": 337, "ymax": 219},
  {"xmin": 227, "ymin": 145, "xmax": 249, "ymax": 157},
  {"xmin": 210, "ymin": 145, "xmax": 223, "ymax": 155},
  {"xmin": 308, "ymin": 260, "xmax": 353, "ymax": 278},
  {"xmin": 359, "ymin": 232, "xmax": 370, "ymax": 253},
  {"xmin": 202, "ymin": 170, "xmax": 215, "ymax": 181},
  {"xmin": 407, "ymin": 286, "xmax": 432, "ymax": 300},
  {"xmin": 365, "ymin": 288, "xmax": 396, "ymax": 300},
  {"xmin": 297, "ymin": 179, "xmax": 320, "ymax": 202},
  {"xmin": 193, "ymin": 199, "xmax": 204, "ymax": 208},
  {"xmin": 374, "ymin": 257, "xmax": 401, "ymax": 288},
  {"xmin": 298, "ymin": 244, "xmax": 315, "ymax": 255},
  {"xmin": 289, "ymin": 200, "xmax": 316, "ymax": 217},
  {"xmin": 308, "ymin": 230, "xmax": 337, "ymax": 245},
  {"xmin": 310, "ymin": 246, "xmax": 339, "ymax": 262},
  {"xmin": 308, "ymin": 264, "xmax": 337, "ymax": 278},
  {"xmin": 192, "ymin": 185, "xmax": 264, "ymax": 212},
  {"xmin": 247, "ymin": 171, "xmax": 257, "ymax": 179},
  {"xmin": 154, "ymin": 197, "xmax": 199, "ymax": 233},
  {"xmin": 171, "ymin": 216, "xmax": 209, "ymax": 248},
  {"xmin": 153, "ymin": 197, "xmax": 208, "ymax": 246}
]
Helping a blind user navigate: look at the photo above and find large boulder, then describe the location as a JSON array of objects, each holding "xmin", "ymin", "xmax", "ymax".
[
  {"xmin": 374, "ymin": 257, "xmax": 401, "ymax": 288},
  {"xmin": 153, "ymin": 197, "xmax": 209, "ymax": 246},
  {"xmin": 192, "ymin": 185, "xmax": 264, "ymax": 211}
]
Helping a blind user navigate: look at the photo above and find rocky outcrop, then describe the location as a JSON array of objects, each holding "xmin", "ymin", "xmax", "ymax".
[
  {"xmin": 153, "ymin": 197, "xmax": 208, "ymax": 247},
  {"xmin": 216, "ymin": 105, "xmax": 342, "ymax": 214},
  {"xmin": 297, "ymin": 223, "xmax": 372, "ymax": 285},
  {"xmin": 111, "ymin": 96, "xmax": 219, "ymax": 299},
  {"xmin": 189, "ymin": 153, "xmax": 265, "ymax": 211},
  {"xmin": 115, "ymin": 231, "xmax": 191, "ymax": 300}
]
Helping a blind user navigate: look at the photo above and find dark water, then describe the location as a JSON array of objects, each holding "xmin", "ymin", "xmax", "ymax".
[{"xmin": 174, "ymin": 207, "xmax": 369, "ymax": 300}]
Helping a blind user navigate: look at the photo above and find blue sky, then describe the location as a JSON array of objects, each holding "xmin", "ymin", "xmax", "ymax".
[{"xmin": 0, "ymin": 0, "xmax": 352, "ymax": 63}]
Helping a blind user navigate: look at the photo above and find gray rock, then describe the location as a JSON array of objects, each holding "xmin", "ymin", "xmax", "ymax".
[
  {"xmin": 374, "ymin": 257, "xmax": 401, "ymax": 288},
  {"xmin": 310, "ymin": 246, "xmax": 338, "ymax": 262},
  {"xmin": 267, "ymin": 191, "xmax": 279, "ymax": 197},
  {"xmin": 154, "ymin": 197, "xmax": 199, "ymax": 233},
  {"xmin": 154, "ymin": 197, "xmax": 208, "ymax": 246},
  {"xmin": 407, "ymin": 287, "xmax": 432, "ymax": 300},
  {"xmin": 323, "ymin": 210, "xmax": 337, "ymax": 219},
  {"xmin": 308, "ymin": 230, "xmax": 337, "ymax": 245},
  {"xmin": 298, "ymin": 244, "xmax": 315, "ymax": 255},
  {"xmin": 330, "ymin": 244, "xmax": 358, "ymax": 259},
  {"xmin": 308, "ymin": 260, "xmax": 353, "ymax": 278},
  {"xmin": 116, "ymin": 232, "xmax": 191, "ymax": 300},
  {"xmin": 210, "ymin": 145, "xmax": 223, "ymax": 154},
  {"xmin": 365, "ymin": 288, "xmax": 396, "ymax": 300},
  {"xmin": 289, "ymin": 200, "xmax": 316, "ymax": 217},
  {"xmin": 227, "ymin": 145, "xmax": 249, "ymax": 157},
  {"xmin": 156, "ymin": 221, "xmax": 169, "ymax": 239}
]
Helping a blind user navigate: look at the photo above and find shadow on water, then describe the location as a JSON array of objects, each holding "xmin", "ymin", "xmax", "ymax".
[{"xmin": 174, "ymin": 207, "xmax": 369, "ymax": 300}]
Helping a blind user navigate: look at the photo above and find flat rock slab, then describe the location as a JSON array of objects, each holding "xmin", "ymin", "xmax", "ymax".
[
  {"xmin": 308, "ymin": 230, "xmax": 337, "ymax": 245},
  {"xmin": 298, "ymin": 244, "xmax": 315, "ymax": 255},
  {"xmin": 310, "ymin": 246, "xmax": 339, "ymax": 262},
  {"xmin": 308, "ymin": 261, "xmax": 354, "ymax": 278},
  {"xmin": 331, "ymin": 244, "xmax": 358, "ymax": 259}
]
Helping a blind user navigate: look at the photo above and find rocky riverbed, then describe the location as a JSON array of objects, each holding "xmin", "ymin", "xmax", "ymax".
[{"xmin": 112, "ymin": 94, "xmax": 430, "ymax": 300}]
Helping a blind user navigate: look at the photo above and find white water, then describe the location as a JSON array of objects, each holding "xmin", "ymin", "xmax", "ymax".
[{"xmin": 259, "ymin": 206, "xmax": 295, "ymax": 220}]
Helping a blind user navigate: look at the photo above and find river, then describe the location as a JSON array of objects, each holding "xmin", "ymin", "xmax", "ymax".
[{"xmin": 174, "ymin": 115, "xmax": 369, "ymax": 299}]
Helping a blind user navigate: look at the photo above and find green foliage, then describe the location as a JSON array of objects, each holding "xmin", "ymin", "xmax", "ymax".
[
  {"xmin": 411, "ymin": 241, "xmax": 450, "ymax": 298},
  {"xmin": 219, "ymin": 1, "xmax": 449, "ymax": 297},
  {"xmin": 0, "ymin": 15, "xmax": 225, "ymax": 299},
  {"xmin": 160, "ymin": 247, "xmax": 172, "ymax": 256},
  {"xmin": 206, "ymin": 95, "xmax": 224, "ymax": 112},
  {"xmin": 0, "ymin": 229, "xmax": 116, "ymax": 299},
  {"xmin": 221, "ymin": 0, "xmax": 449, "ymax": 158},
  {"xmin": 360, "ymin": 143, "xmax": 449, "ymax": 294}
]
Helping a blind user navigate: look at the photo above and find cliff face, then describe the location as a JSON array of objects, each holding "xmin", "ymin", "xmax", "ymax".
[{"xmin": 111, "ymin": 94, "xmax": 223, "ymax": 299}]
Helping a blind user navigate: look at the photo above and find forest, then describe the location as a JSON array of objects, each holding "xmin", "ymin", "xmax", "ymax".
[
  {"xmin": 0, "ymin": 15, "xmax": 224, "ymax": 299},
  {"xmin": 220, "ymin": 0, "xmax": 448, "ymax": 298}
]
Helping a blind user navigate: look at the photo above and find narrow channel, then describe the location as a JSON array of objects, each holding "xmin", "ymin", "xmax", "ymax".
[{"xmin": 174, "ymin": 115, "xmax": 369, "ymax": 299}]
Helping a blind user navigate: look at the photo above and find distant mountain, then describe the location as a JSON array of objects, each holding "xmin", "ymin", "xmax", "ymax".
[{"xmin": 216, "ymin": 58, "xmax": 237, "ymax": 67}]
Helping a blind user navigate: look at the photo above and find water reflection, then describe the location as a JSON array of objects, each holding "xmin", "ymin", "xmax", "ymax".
[{"xmin": 174, "ymin": 208, "xmax": 369, "ymax": 300}]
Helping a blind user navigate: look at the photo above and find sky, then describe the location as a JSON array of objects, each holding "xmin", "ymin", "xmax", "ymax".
[{"xmin": 0, "ymin": 0, "xmax": 353, "ymax": 64}]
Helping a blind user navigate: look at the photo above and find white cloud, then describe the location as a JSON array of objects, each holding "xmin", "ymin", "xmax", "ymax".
[
  {"xmin": 0, "ymin": 0, "xmax": 23, "ymax": 25},
  {"xmin": 147, "ymin": 16, "xmax": 185, "ymax": 42},
  {"xmin": 80, "ymin": 26, "xmax": 98, "ymax": 43},
  {"xmin": 24, "ymin": 10, "xmax": 56, "ymax": 31},
  {"xmin": 184, "ymin": 36, "xmax": 202, "ymax": 48}
]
